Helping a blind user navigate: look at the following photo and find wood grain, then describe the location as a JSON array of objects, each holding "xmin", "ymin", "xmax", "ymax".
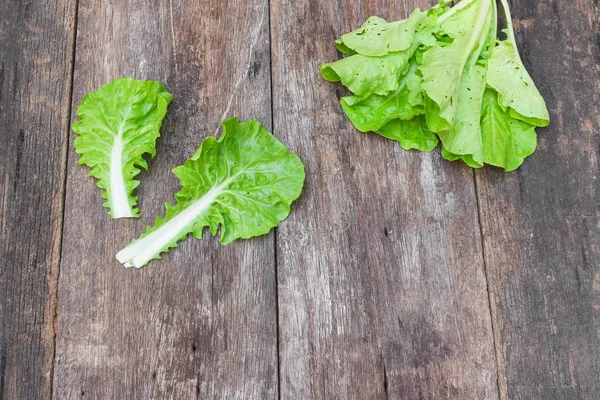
[
  {"xmin": 0, "ymin": 1, "xmax": 76, "ymax": 399},
  {"xmin": 271, "ymin": 0, "xmax": 499, "ymax": 398},
  {"xmin": 53, "ymin": 0, "xmax": 277, "ymax": 398},
  {"xmin": 2, "ymin": 0, "xmax": 598, "ymax": 398},
  {"xmin": 476, "ymin": 1, "xmax": 600, "ymax": 399}
]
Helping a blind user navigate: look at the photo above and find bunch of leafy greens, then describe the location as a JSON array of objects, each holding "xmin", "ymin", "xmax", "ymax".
[
  {"xmin": 73, "ymin": 78, "xmax": 173, "ymax": 218},
  {"xmin": 116, "ymin": 117, "xmax": 305, "ymax": 268},
  {"xmin": 321, "ymin": 0, "xmax": 549, "ymax": 171}
]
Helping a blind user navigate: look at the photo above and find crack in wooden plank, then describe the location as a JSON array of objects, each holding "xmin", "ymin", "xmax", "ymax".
[
  {"xmin": 473, "ymin": 171, "xmax": 505, "ymax": 400},
  {"xmin": 216, "ymin": 3, "xmax": 267, "ymax": 134}
]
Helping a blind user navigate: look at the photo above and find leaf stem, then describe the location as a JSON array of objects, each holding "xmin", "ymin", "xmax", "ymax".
[
  {"xmin": 498, "ymin": 0, "xmax": 517, "ymax": 45},
  {"xmin": 497, "ymin": 0, "xmax": 525, "ymax": 66},
  {"xmin": 437, "ymin": 0, "xmax": 478, "ymax": 24},
  {"xmin": 464, "ymin": 0, "xmax": 494, "ymax": 66},
  {"xmin": 116, "ymin": 176, "xmax": 234, "ymax": 268},
  {"xmin": 110, "ymin": 104, "xmax": 134, "ymax": 218},
  {"xmin": 109, "ymin": 135, "xmax": 133, "ymax": 218}
]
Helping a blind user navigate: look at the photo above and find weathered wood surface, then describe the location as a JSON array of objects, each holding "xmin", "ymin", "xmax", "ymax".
[
  {"xmin": 0, "ymin": 1, "xmax": 76, "ymax": 399},
  {"xmin": 271, "ymin": 0, "xmax": 499, "ymax": 398},
  {"xmin": 53, "ymin": 0, "xmax": 276, "ymax": 399},
  {"xmin": 475, "ymin": 1, "xmax": 600, "ymax": 399},
  {"xmin": 1, "ymin": 0, "xmax": 599, "ymax": 399}
]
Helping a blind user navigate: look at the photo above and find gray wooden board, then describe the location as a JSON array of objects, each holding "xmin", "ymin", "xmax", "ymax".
[
  {"xmin": 0, "ymin": 1, "xmax": 76, "ymax": 399},
  {"xmin": 475, "ymin": 1, "xmax": 600, "ymax": 399},
  {"xmin": 53, "ymin": 0, "xmax": 277, "ymax": 398},
  {"xmin": 2, "ymin": 0, "xmax": 599, "ymax": 398},
  {"xmin": 271, "ymin": 0, "xmax": 499, "ymax": 398}
]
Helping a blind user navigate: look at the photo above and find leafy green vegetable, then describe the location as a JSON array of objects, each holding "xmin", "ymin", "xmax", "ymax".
[
  {"xmin": 480, "ymin": 89, "xmax": 537, "ymax": 171},
  {"xmin": 486, "ymin": 0, "xmax": 550, "ymax": 128},
  {"xmin": 335, "ymin": 13, "xmax": 429, "ymax": 57},
  {"xmin": 73, "ymin": 77, "xmax": 172, "ymax": 218},
  {"xmin": 321, "ymin": 0, "xmax": 549, "ymax": 170},
  {"xmin": 377, "ymin": 117, "xmax": 439, "ymax": 152},
  {"xmin": 116, "ymin": 117, "xmax": 305, "ymax": 268}
]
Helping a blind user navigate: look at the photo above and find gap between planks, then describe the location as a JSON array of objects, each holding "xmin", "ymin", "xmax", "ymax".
[
  {"xmin": 472, "ymin": 171, "xmax": 504, "ymax": 400},
  {"xmin": 49, "ymin": 0, "xmax": 81, "ymax": 398}
]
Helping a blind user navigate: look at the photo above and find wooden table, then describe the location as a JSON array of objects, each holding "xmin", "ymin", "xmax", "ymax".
[{"xmin": 1, "ymin": 0, "xmax": 598, "ymax": 398}]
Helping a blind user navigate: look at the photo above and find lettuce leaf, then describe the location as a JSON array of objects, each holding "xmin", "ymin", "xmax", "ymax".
[
  {"xmin": 420, "ymin": 0, "xmax": 493, "ymax": 132},
  {"xmin": 486, "ymin": 0, "xmax": 550, "ymax": 127},
  {"xmin": 480, "ymin": 89, "xmax": 537, "ymax": 171},
  {"xmin": 321, "ymin": 51, "xmax": 413, "ymax": 97},
  {"xmin": 73, "ymin": 78, "xmax": 172, "ymax": 218},
  {"xmin": 320, "ymin": 0, "xmax": 550, "ymax": 171},
  {"xmin": 435, "ymin": 64, "xmax": 487, "ymax": 167},
  {"xmin": 334, "ymin": 11, "xmax": 429, "ymax": 57},
  {"xmin": 377, "ymin": 117, "xmax": 439, "ymax": 152},
  {"xmin": 116, "ymin": 117, "xmax": 305, "ymax": 268},
  {"xmin": 339, "ymin": 59, "xmax": 424, "ymax": 132}
]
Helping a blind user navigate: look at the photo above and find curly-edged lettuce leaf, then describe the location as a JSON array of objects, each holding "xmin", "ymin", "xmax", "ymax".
[
  {"xmin": 116, "ymin": 117, "xmax": 305, "ymax": 268},
  {"xmin": 335, "ymin": 10, "xmax": 429, "ymax": 57},
  {"xmin": 73, "ymin": 77, "xmax": 172, "ymax": 218},
  {"xmin": 320, "ymin": 8, "xmax": 437, "ymax": 98},
  {"xmin": 377, "ymin": 117, "xmax": 439, "ymax": 152},
  {"xmin": 320, "ymin": 9, "xmax": 441, "ymax": 152},
  {"xmin": 333, "ymin": 6, "xmax": 447, "ymax": 56},
  {"xmin": 340, "ymin": 59, "xmax": 424, "ymax": 132},
  {"xmin": 321, "ymin": 51, "xmax": 413, "ymax": 97}
]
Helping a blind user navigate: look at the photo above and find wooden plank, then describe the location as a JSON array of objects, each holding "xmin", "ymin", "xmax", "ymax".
[
  {"xmin": 53, "ymin": 0, "xmax": 276, "ymax": 398},
  {"xmin": 0, "ymin": 1, "xmax": 76, "ymax": 399},
  {"xmin": 271, "ymin": 0, "xmax": 499, "ymax": 398},
  {"xmin": 475, "ymin": 1, "xmax": 600, "ymax": 398}
]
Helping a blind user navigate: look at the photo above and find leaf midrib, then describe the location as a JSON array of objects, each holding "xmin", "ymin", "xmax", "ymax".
[{"xmin": 108, "ymin": 103, "xmax": 134, "ymax": 217}]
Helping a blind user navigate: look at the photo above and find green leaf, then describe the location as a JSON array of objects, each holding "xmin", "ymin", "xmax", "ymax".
[
  {"xmin": 435, "ymin": 64, "xmax": 487, "ymax": 167},
  {"xmin": 441, "ymin": 89, "xmax": 537, "ymax": 171},
  {"xmin": 320, "ymin": 51, "xmax": 413, "ymax": 97},
  {"xmin": 340, "ymin": 59, "xmax": 424, "ymax": 132},
  {"xmin": 377, "ymin": 117, "xmax": 439, "ymax": 152},
  {"xmin": 116, "ymin": 117, "xmax": 305, "ymax": 268},
  {"xmin": 480, "ymin": 89, "xmax": 537, "ymax": 171},
  {"xmin": 440, "ymin": 147, "xmax": 482, "ymax": 168},
  {"xmin": 486, "ymin": 40, "xmax": 550, "ymax": 127},
  {"xmin": 487, "ymin": 0, "xmax": 549, "ymax": 127},
  {"xmin": 73, "ymin": 77, "xmax": 173, "ymax": 218},
  {"xmin": 335, "ymin": 39, "xmax": 358, "ymax": 55},
  {"xmin": 335, "ymin": 11, "xmax": 428, "ymax": 57},
  {"xmin": 420, "ymin": 0, "xmax": 493, "ymax": 129}
]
